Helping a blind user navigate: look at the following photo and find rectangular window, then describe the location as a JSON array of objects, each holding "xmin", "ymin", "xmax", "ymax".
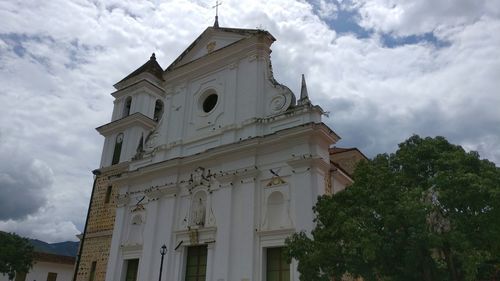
[
  {"xmin": 14, "ymin": 272, "xmax": 27, "ymax": 281},
  {"xmin": 124, "ymin": 259, "xmax": 139, "ymax": 281},
  {"xmin": 185, "ymin": 245, "xmax": 207, "ymax": 281},
  {"xmin": 89, "ymin": 261, "xmax": 97, "ymax": 281},
  {"xmin": 104, "ymin": 186, "xmax": 112, "ymax": 203},
  {"xmin": 46, "ymin": 272, "xmax": 58, "ymax": 281},
  {"xmin": 266, "ymin": 247, "xmax": 290, "ymax": 281}
]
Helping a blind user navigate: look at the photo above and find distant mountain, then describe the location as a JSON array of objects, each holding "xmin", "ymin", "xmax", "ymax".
[{"xmin": 29, "ymin": 239, "xmax": 79, "ymax": 257}]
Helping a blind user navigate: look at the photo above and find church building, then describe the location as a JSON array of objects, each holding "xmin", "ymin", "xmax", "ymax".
[{"xmin": 74, "ymin": 19, "xmax": 365, "ymax": 281}]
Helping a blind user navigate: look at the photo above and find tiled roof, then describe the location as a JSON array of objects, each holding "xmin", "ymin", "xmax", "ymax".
[
  {"xmin": 34, "ymin": 252, "xmax": 76, "ymax": 265},
  {"xmin": 117, "ymin": 53, "xmax": 163, "ymax": 84}
]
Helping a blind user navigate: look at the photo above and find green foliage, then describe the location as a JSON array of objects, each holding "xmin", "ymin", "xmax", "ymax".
[
  {"xmin": 286, "ymin": 135, "xmax": 500, "ymax": 281},
  {"xmin": 0, "ymin": 232, "xmax": 34, "ymax": 280}
]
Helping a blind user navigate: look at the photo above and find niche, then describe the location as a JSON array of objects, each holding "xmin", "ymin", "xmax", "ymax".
[
  {"xmin": 190, "ymin": 191, "xmax": 207, "ymax": 227},
  {"xmin": 266, "ymin": 191, "xmax": 286, "ymax": 229},
  {"xmin": 126, "ymin": 213, "xmax": 144, "ymax": 245}
]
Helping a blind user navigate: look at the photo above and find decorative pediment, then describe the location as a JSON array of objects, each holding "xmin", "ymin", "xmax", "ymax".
[{"xmin": 166, "ymin": 27, "xmax": 275, "ymax": 71}]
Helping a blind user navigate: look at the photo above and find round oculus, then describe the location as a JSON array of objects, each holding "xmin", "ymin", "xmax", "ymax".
[{"xmin": 202, "ymin": 93, "xmax": 218, "ymax": 113}]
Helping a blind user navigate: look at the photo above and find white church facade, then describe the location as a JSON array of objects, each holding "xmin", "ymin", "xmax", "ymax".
[{"xmin": 75, "ymin": 23, "xmax": 363, "ymax": 281}]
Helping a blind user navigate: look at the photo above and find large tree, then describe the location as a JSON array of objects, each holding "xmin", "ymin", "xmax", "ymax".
[
  {"xmin": 286, "ymin": 135, "xmax": 500, "ymax": 281},
  {"xmin": 0, "ymin": 232, "xmax": 33, "ymax": 280}
]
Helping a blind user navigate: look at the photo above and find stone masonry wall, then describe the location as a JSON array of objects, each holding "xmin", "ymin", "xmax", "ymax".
[{"xmin": 76, "ymin": 166, "xmax": 125, "ymax": 281}]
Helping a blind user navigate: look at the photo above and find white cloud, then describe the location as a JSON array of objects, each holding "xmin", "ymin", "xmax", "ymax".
[
  {"xmin": 0, "ymin": 0, "xmax": 498, "ymax": 242},
  {"xmin": 352, "ymin": 0, "xmax": 500, "ymax": 36}
]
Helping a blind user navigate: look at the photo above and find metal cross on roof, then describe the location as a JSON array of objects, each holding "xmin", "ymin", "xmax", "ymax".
[
  {"xmin": 213, "ymin": 0, "xmax": 222, "ymax": 17},
  {"xmin": 212, "ymin": 0, "xmax": 222, "ymax": 28}
]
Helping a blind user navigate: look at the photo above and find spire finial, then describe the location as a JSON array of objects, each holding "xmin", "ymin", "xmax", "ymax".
[
  {"xmin": 150, "ymin": 53, "xmax": 156, "ymax": 60},
  {"xmin": 212, "ymin": 1, "xmax": 222, "ymax": 28},
  {"xmin": 299, "ymin": 74, "xmax": 311, "ymax": 105}
]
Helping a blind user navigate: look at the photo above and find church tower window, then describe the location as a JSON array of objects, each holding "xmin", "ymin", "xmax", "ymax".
[
  {"xmin": 123, "ymin": 96, "xmax": 132, "ymax": 117},
  {"xmin": 185, "ymin": 245, "xmax": 207, "ymax": 281},
  {"xmin": 111, "ymin": 133, "xmax": 123, "ymax": 165},
  {"xmin": 154, "ymin": 99, "xmax": 164, "ymax": 121},
  {"xmin": 266, "ymin": 247, "xmax": 290, "ymax": 281}
]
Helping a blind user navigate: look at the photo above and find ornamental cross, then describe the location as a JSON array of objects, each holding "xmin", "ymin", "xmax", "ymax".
[{"xmin": 212, "ymin": 0, "xmax": 222, "ymax": 17}]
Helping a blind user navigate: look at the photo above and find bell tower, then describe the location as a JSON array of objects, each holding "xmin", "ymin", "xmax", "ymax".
[{"xmin": 96, "ymin": 53, "xmax": 165, "ymax": 168}]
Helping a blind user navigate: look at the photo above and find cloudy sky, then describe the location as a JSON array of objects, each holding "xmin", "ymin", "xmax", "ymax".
[{"xmin": 0, "ymin": 0, "xmax": 499, "ymax": 243}]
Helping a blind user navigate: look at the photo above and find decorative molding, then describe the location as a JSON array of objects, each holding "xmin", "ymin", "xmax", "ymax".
[
  {"xmin": 174, "ymin": 226, "xmax": 217, "ymax": 247},
  {"xmin": 144, "ymin": 184, "xmax": 178, "ymax": 201},
  {"xmin": 257, "ymin": 228, "xmax": 295, "ymax": 237},
  {"xmin": 214, "ymin": 166, "xmax": 260, "ymax": 186},
  {"xmin": 269, "ymin": 92, "xmax": 292, "ymax": 114},
  {"xmin": 287, "ymin": 155, "xmax": 330, "ymax": 172},
  {"xmin": 120, "ymin": 243, "xmax": 143, "ymax": 260},
  {"xmin": 264, "ymin": 181, "xmax": 287, "ymax": 189},
  {"xmin": 228, "ymin": 61, "xmax": 239, "ymax": 70},
  {"xmin": 189, "ymin": 229, "xmax": 199, "ymax": 244},
  {"xmin": 131, "ymin": 204, "xmax": 145, "ymax": 212},
  {"xmin": 85, "ymin": 230, "xmax": 113, "ymax": 239},
  {"xmin": 257, "ymin": 228, "xmax": 295, "ymax": 248},
  {"xmin": 206, "ymin": 207, "xmax": 216, "ymax": 227},
  {"xmin": 116, "ymin": 194, "xmax": 130, "ymax": 207},
  {"xmin": 248, "ymin": 54, "xmax": 258, "ymax": 62},
  {"xmin": 120, "ymin": 243, "xmax": 143, "ymax": 252},
  {"xmin": 112, "ymin": 79, "xmax": 165, "ymax": 99},
  {"xmin": 206, "ymin": 41, "xmax": 216, "ymax": 53},
  {"xmin": 266, "ymin": 169, "xmax": 286, "ymax": 187}
]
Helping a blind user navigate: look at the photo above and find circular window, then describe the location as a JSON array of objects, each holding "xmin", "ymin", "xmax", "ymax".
[{"xmin": 202, "ymin": 93, "xmax": 218, "ymax": 113}]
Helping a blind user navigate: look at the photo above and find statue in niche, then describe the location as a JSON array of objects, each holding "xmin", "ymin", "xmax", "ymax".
[{"xmin": 191, "ymin": 192, "xmax": 207, "ymax": 226}]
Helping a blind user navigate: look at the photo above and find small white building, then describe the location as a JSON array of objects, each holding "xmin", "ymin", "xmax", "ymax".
[
  {"xmin": 1, "ymin": 252, "xmax": 75, "ymax": 281},
  {"xmin": 94, "ymin": 22, "xmax": 357, "ymax": 281}
]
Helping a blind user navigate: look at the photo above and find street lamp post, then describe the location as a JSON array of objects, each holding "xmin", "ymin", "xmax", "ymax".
[{"xmin": 158, "ymin": 244, "xmax": 167, "ymax": 281}]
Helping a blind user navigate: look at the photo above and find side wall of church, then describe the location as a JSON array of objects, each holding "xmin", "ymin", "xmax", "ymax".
[{"xmin": 76, "ymin": 167, "xmax": 123, "ymax": 281}]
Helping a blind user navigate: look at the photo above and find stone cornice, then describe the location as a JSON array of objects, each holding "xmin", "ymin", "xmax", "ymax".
[
  {"xmin": 85, "ymin": 230, "xmax": 113, "ymax": 239},
  {"xmin": 112, "ymin": 78, "xmax": 165, "ymax": 100},
  {"xmin": 287, "ymin": 155, "xmax": 331, "ymax": 173},
  {"xmin": 144, "ymin": 184, "xmax": 179, "ymax": 201},
  {"xmin": 96, "ymin": 113, "xmax": 157, "ymax": 137},
  {"xmin": 97, "ymin": 161, "xmax": 129, "ymax": 175},
  {"xmin": 114, "ymin": 72, "xmax": 163, "ymax": 92},
  {"xmin": 111, "ymin": 123, "xmax": 336, "ymax": 184}
]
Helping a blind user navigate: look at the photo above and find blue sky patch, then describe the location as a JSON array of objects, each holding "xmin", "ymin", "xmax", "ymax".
[
  {"xmin": 381, "ymin": 32, "xmax": 450, "ymax": 48},
  {"xmin": 308, "ymin": 1, "xmax": 450, "ymax": 48},
  {"xmin": 325, "ymin": 8, "xmax": 372, "ymax": 38}
]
